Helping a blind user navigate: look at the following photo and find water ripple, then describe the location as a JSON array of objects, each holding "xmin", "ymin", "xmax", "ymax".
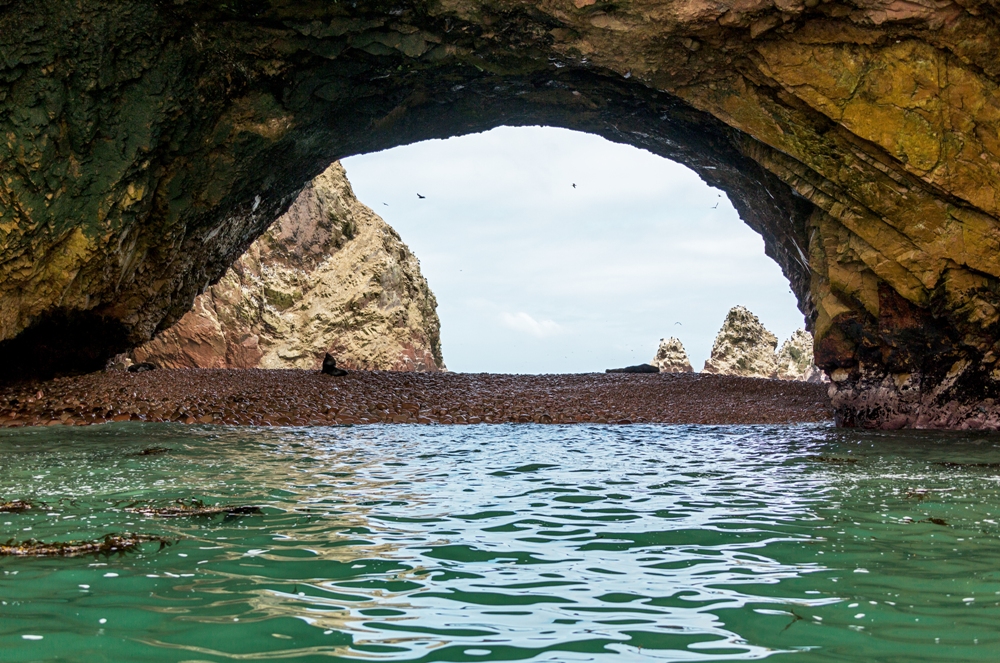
[{"xmin": 1, "ymin": 423, "xmax": 999, "ymax": 661}]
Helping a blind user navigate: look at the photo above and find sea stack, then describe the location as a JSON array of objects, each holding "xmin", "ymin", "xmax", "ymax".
[
  {"xmin": 775, "ymin": 329, "xmax": 825, "ymax": 383},
  {"xmin": 703, "ymin": 306, "xmax": 779, "ymax": 378},
  {"xmin": 701, "ymin": 307, "xmax": 824, "ymax": 381},
  {"xmin": 651, "ymin": 337, "xmax": 693, "ymax": 373}
]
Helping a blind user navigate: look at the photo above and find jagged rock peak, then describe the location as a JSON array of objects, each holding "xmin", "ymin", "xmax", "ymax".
[
  {"xmin": 131, "ymin": 162, "xmax": 444, "ymax": 372},
  {"xmin": 775, "ymin": 329, "xmax": 824, "ymax": 382},
  {"xmin": 703, "ymin": 306, "xmax": 778, "ymax": 378},
  {"xmin": 651, "ymin": 337, "xmax": 693, "ymax": 373}
]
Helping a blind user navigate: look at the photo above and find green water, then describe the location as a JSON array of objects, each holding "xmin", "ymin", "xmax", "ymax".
[{"xmin": 1, "ymin": 423, "xmax": 999, "ymax": 662}]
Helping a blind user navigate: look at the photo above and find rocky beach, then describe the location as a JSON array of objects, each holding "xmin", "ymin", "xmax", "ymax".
[{"xmin": 0, "ymin": 370, "xmax": 831, "ymax": 428}]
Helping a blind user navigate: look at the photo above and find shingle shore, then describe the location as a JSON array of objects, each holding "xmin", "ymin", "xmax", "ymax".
[{"xmin": 0, "ymin": 369, "xmax": 832, "ymax": 428}]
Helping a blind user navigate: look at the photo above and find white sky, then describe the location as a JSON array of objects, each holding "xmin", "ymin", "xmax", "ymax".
[{"xmin": 343, "ymin": 126, "xmax": 805, "ymax": 374}]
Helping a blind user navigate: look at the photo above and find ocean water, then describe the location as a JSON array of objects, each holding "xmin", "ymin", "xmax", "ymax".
[{"xmin": 1, "ymin": 423, "xmax": 998, "ymax": 662}]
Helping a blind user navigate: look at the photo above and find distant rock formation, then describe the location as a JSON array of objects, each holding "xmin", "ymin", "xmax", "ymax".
[
  {"xmin": 775, "ymin": 329, "xmax": 824, "ymax": 382},
  {"xmin": 703, "ymin": 306, "xmax": 778, "ymax": 378},
  {"xmin": 130, "ymin": 162, "xmax": 444, "ymax": 372},
  {"xmin": 702, "ymin": 306, "xmax": 823, "ymax": 382},
  {"xmin": 651, "ymin": 337, "xmax": 693, "ymax": 373}
]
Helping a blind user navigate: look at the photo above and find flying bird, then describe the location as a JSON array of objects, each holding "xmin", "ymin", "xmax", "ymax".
[
  {"xmin": 572, "ymin": 183, "xmax": 577, "ymax": 188},
  {"xmin": 712, "ymin": 203, "xmax": 718, "ymax": 209},
  {"xmin": 675, "ymin": 321, "xmax": 682, "ymax": 325},
  {"xmin": 383, "ymin": 203, "xmax": 388, "ymax": 206},
  {"xmin": 417, "ymin": 193, "xmax": 426, "ymax": 199}
]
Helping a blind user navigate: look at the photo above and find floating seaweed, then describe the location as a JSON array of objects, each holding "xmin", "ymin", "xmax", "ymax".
[
  {"xmin": 125, "ymin": 499, "xmax": 262, "ymax": 518},
  {"xmin": 0, "ymin": 533, "xmax": 172, "ymax": 557},
  {"xmin": 922, "ymin": 517, "xmax": 949, "ymax": 526},
  {"xmin": 0, "ymin": 500, "xmax": 32, "ymax": 513},
  {"xmin": 137, "ymin": 447, "xmax": 172, "ymax": 456}
]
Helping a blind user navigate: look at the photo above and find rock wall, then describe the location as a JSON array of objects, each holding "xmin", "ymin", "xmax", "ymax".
[
  {"xmin": 130, "ymin": 162, "xmax": 444, "ymax": 372},
  {"xmin": 651, "ymin": 337, "xmax": 694, "ymax": 373},
  {"xmin": 5, "ymin": 1, "xmax": 1000, "ymax": 425}
]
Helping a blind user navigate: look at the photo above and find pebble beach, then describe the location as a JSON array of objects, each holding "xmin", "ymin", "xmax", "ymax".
[{"xmin": 0, "ymin": 369, "xmax": 832, "ymax": 428}]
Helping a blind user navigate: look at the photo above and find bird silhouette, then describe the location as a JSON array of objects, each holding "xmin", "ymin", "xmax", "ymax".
[
  {"xmin": 572, "ymin": 183, "xmax": 577, "ymax": 188},
  {"xmin": 417, "ymin": 193, "xmax": 426, "ymax": 199},
  {"xmin": 383, "ymin": 203, "xmax": 388, "ymax": 206},
  {"xmin": 712, "ymin": 203, "xmax": 718, "ymax": 209},
  {"xmin": 675, "ymin": 321, "xmax": 682, "ymax": 325}
]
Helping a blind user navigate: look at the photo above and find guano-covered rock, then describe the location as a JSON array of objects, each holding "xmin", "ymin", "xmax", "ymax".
[
  {"xmin": 775, "ymin": 329, "xmax": 824, "ymax": 383},
  {"xmin": 703, "ymin": 307, "xmax": 779, "ymax": 379},
  {"xmin": 651, "ymin": 338, "xmax": 693, "ymax": 374}
]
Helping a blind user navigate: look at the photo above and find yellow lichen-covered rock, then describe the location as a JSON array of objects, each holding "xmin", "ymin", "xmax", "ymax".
[
  {"xmin": 5, "ymin": 0, "xmax": 1000, "ymax": 426},
  {"xmin": 130, "ymin": 163, "xmax": 443, "ymax": 372}
]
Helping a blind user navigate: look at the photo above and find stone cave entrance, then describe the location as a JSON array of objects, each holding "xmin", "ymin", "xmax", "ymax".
[
  {"xmin": 1, "ymin": 62, "xmax": 817, "ymax": 382},
  {"xmin": 4, "ymin": 0, "xmax": 1000, "ymax": 426}
]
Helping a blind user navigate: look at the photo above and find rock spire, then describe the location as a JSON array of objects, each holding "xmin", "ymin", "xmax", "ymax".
[
  {"xmin": 697, "ymin": 307, "xmax": 824, "ymax": 382},
  {"xmin": 775, "ymin": 329, "xmax": 823, "ymax": 382},
  {"xmin": 651, "ymin": 337, "xmax": 693, "ymax": 373},
  {"xmin": 703, "ymin": 307, "xmax": 779, "ymax": 378}
]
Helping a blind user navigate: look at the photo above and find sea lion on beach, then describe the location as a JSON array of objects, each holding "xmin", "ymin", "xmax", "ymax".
[
  {"xmin": 322, "ymin": 354, "xmax": 348, "ymax": 376},
  {"xmin": 606, "ymin": 364, "xmax": 660, "ymax": 374}
]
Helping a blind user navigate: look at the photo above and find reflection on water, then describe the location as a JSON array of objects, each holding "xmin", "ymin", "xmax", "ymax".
[{"xmin": 1, "ymin": 423, "xmax": 999, "ymax": 662}]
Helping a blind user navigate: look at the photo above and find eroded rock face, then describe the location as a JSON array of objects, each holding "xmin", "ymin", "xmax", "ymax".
[
  {"xmin": 703, "ymin": 307, "xmax": 779, "ymax": 378},
  {"xmin": 5, "ymin": 0, "xmax": 1000, "ymax": 425},
  {"xmin": 651, "ymin": 337, "xmax": 693, "ymax": 373},
  {"xmin": 130, "ymin": 163, "xmax": 444, "ymax": 372}
]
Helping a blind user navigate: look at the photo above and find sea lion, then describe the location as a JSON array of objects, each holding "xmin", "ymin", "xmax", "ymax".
[
  {"xmin": 606, "ymin": 364, "xmax": 660, "ymax": 374},
  {"xmin": 128, "ymin": 362, "xmax": 156, "ymax": 373},
  {"xmin": 322, "ymin": 354, "xmax": 348, "ymax": 376}
]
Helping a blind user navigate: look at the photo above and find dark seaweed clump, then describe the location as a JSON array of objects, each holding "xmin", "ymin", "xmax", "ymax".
[
  {"xmin": 0, "ymin": 500, "xmax": 33, "ymax": 513},
  {"xmin": 137, "ymin": 447, "xmax": 172, "ymax": 456},
  {"xmin": 0, "ymin": 533, "xmax": 172, "ymax": 557},
  {"xmin": 125, "ymin": 499, "xmax": 262, "ymax": 518}
]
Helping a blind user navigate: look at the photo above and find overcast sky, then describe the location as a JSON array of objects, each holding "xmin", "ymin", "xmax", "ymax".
[{"xmin": 343, "ymin": 126, "xmax": 805, "ymax": 374}]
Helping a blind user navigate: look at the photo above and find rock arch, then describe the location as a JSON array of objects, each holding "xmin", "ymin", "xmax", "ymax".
[{"xmin": 3, "ymin": 0, "xmax": 1000, "ymax": 427}]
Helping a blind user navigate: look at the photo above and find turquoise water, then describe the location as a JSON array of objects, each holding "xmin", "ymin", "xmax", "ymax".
[{"xmin": 1, "ymin": 423, "xmax": 999, "ymax": 662}]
